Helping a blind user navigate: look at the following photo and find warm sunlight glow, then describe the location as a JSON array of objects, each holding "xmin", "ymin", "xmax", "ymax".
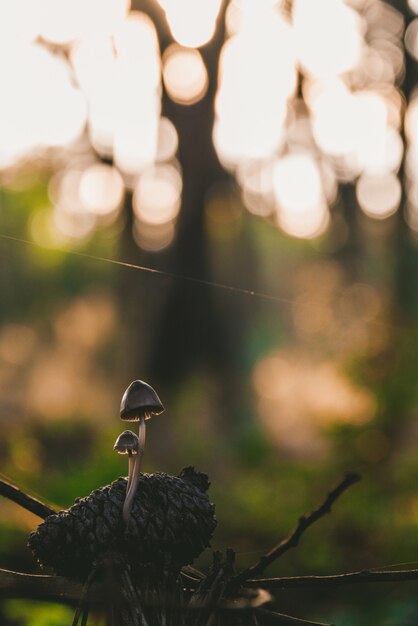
[
  {"xmin": 226, "ymin": 0, "xmax": 287, "ymax": 36},
  {"xmin": 406, "ymin": 92, "xmax": 418, "ymax": 232},
  {"xmin": 252, "ymin": 350, "xmax": 376, "ymax": 456},
  {"xmin": 0, "ymin": 324, "xmax": 36, "ymax": 366},
  {"xmin": 156, "ymin": 117, "xmax": 179, "ymax": 162},
  {"xmin": 352, "ymin": 92, "xmax": 388, "ymax": 173},
  {"xmin": 0, "ymin": 0, "xmax": 412, "ymax": 248},
  {"xmin": 272, "ymin": 153, "xmax": 329, "ymax": 239},
  {"xmin": 47, "ymin": 168, "xmax": 98, "ymax": 240},
  {"xmin": 215, "ymin": 6, "xmax": 296, "ymax": 167},
  {"xmin": 356, "ymin": 173, "xmax": 401, "ymax": 219},
  {"xmin": 308, "ymin": 79, "xmax": 355, "ymax": 157},
  {"xmin": 0, "ymin": 0, "xmax": 41, "ymax": 46},
  {"xmin": 163, "ymin": 45, "xmax": 208, "ymax": 105},
  {"xmin": 112, "ymin": 13, "xmax": 161, "ymax": 175},
  {"xmin": 294, "ymin": 0, "xmax": 362, "ymax": 78},
  {"xmin": 320, "ymin": 160, "xmax": 339, "ymax": 204},
  {"xmin": 133, "ymin": 220, "xmax": 176, "ymax": 252},
  {"xmin": 405, "ymin": 19, "xmax": 418, "ymax": 63},
  {"xmin": 38, "ymin": 0, "xmax": 129, "ymax": 45},
  {"xmin": 53, "ymin": 205, "xmax": 97, "ymax": 242},
  {"xmin": 405, "ymin": 95, "xmax": 418, "ymax": 142},
  {"xmin": 79, "ymin": 164, "xmax": 125, "ymax": 216},
  {"xmin": 31, "ymin": 204, "xmax": 96, "ymax": 248},
  {"xmin": 363, "ymin": 127, "xmax": 403, "ymax": 176},
  {"xmin": 49, "ymin": 168, "xmax": 84, "ymax": 213},
  {"xmin": 132, "ymin": 164, "xmax": 182, "ymax": 225},
  {"xmin": 113, "ymin": 100, "xmax": 160, "ymax": 177},
  {"xmin": 70, "ymin": 37, "xmax": 118, "ymax": 156},
  {"xmin": 406, "ymin": 198, "xmax": 418, "ymax": 232},
  {"xmin": 237, "ymin": 156, "xmax": 275, "ymax": 217},
  {"xmin": 158, "ymin": 0, "xmax": 222, "ymax": 48},
  {"xmin": 237, "ymin": 160, "xmax": 274, "ymax": 197},
  {"xmin": 309, "ymin": 81, "xmax": 389, "ymax": 179},
  {"xmin": 273, "ymin": 154, "xmax": 322, "ymax": 212},
  {"xmin": 0, "ymin": 43, "xmax": 87, "ymax": 169},
  {"xmin": 279, "ymin": 202, "xmax": 329, "ymax": 240}
]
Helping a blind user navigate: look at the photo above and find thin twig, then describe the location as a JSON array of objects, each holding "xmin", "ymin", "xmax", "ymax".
[
  {"xmin": 81, "ymin": 607, "xmax": 89, "ymax": 626},
  {"xmin": 0, "ymin": 478, "xmax": 56, "ymax": 519},
  {"xmin": 0, "ymin": 568, "xmax": 85, "ymax": 602},
  {"xmin": 72, "ymin": 566, "xmax": 99, "ymax": 626},
  {"xmin": 8, "ymin": 564, "xmax": 418, "ymax": 612},
  {"xmin": 182, "ymin": 565, "xmax": 205, "ymax": 581},
  {"xmin": 245, "ymin": 568, "xmax": 418, "ymax": 589},
  {"xmin": 120, "ymin": 567, "xmax": 147, "ymax": 626},
  {"xmin": 232, "ymin": 473, "xmax": 361, "ymax": 586},
  {"xmin": 254, "ymin": 608, "xmax": 333, "ymax": 626}
]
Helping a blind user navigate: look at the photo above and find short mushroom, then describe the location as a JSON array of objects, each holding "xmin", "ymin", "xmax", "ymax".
[
  {"xmin": 113, "ymin": 430, "xmax": 139, "ymax": 496},
  {"xmin": 119, "ymin": 380, "xmax": 164, "ymax": 523}
]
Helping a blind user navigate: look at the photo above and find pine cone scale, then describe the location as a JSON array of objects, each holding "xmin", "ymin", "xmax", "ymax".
[{"xmin": 28, "ymin": 468, "xmax": 216, "ymax": 581}]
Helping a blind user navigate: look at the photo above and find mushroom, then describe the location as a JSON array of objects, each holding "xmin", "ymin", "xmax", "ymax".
[
  {"xmin": 113, "ymin": 430, "xmax": 139, "ymax": 495},
  {"xmin": 119, "ymin": 380, "xmax": 164, "ymax": 523}
]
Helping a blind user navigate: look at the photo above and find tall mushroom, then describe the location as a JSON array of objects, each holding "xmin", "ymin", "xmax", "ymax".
[
  {"xmin": 120, "ymin": 380, "xmax": 164, "ymax": 523},
  {"xmin": 113, "ymin": 430, "xmax": 139, "ymax": 495}
]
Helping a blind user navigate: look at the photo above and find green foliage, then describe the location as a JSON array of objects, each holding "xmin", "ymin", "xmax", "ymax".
[
  {"xmin": 3, "ymin": 600, "xmax": 73, "ymax": 626},
  {"xmin": 1, "ymin": 137, "xmax": 418, "ymax": 625}
]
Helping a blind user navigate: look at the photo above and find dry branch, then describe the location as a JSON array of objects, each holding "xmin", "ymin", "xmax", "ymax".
[
  {"xmin": 0, "ymin": 568, "xmax": 332, "ymax": 625},
  {"xmin": 3, "ymin": 471, "xmax": 418, "ymax": 626},
  {"xmin": 246, "ymin": 568, "xmax": 418, "ymax": 589},
  {"xmin": 232, "ymin": 472, "xmax": 361, "ymax": 586},
  {"xmin": 0, "ymin": 568, "xmax": 84, "ymax": 603},
  {"xmin": 255, "ymin": 609, "xmax": 333, "ymax": 626},
  {"xmin": 0, "ymin": 478, "xmax": 56, "ymax": 519}
]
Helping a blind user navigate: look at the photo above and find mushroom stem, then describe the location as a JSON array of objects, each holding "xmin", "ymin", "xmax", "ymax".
[
  {"xmin": 127, "ymin": 451, "xmax": 135, "ymax": 494},
  {"xmin": 138, "ymin": 412, "xmax": 147, "ymax": 462},
  {"xmin": 122, "ymin": 415, "xmax": 147, "ymax": 524},
  {"xmin": 113, "ymin": 430, "xmax": 139, "ymax": 498}
]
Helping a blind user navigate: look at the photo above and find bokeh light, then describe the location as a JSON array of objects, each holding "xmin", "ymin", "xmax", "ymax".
[
  {"xmin": 0, "ymin": 0, "xmax": 409, "ymax": 248},
  {"xmin": 157, "ymin": 0, "xmax": 222, "ymax": 48},
  {"xmin": 163, "ymin": 45, "xmax": 208, "ymax": 105},
  {"xmin": 38, "ymin": 0, "xmax": 129, "ymax": 45},
  {"xmin": 405, "ymin": 18, "xmax": 418, "ymax": 62},
  {"xmin": 214, "ymin": 3, "xmax": 296, "ymax": 167},
  {"xmin": 112, "ymin": 13, "xmax": 161, "ymax": 177},
  {"xmin": 405, "ymin": 93, "xmax": 418, "ymax": 142},
  {"xmin": 70, "ymin": 36, "xmax": 118, "ymax": 157},
  {"xmin": 272, "ymin": 153, "xmax": 329, "ymax": 239},
  {"xmin": 294, "ymin": 0, "xmax": 362, "ymax": 78},
  {"xmin": 309, "ymin": 82, "xmax": 389, "ymax": 176},
  {"xmin": 132, "ymin": 164, "xmax": 182, "ymax": 226},
  {"xmin": 0, "ymin": 324, "xmax": 37, "ymax": 366},
  {"xmin": 79, "ymin": 164, "xmax": 125, "ymax": 217},
  {"xmin": 0, "ymin": 44, "xmax": 87, "ymax": 169},
  {"xmin": 53, "ymin": 204, "xmax": 97, "ymax": 242},
  {"xmin": 1, "ymin": 5, "xmax": 418, "ymax": 624},
  {"xmin": 156, "ymin": 117, "xmax": 179, "ymax": 162},
  {"xmin": 132, "ymin": 220, "xmax": 176, "ymax": 252},
  {"xmin": 0, "ymin": 0, "xmax": 40, "ymax": 47},
  {"xmin": 252, "ymin": 350, "xmax": 376, "ymax": 457},
  {"xmin": 71, "ymin": 12, "xmax": 162, "ymax": 176},
  {"xmin": 356, "ymin": 173, "xmax": 401, "ymax": 219}
]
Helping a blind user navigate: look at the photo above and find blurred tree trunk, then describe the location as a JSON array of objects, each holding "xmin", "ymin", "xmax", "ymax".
[
  {"xmin": 116, "ymin": 2, "xmax": 246, "ymax": 423},
  {"xmin": 359, "ymin": 2, "xmax": 418, "ymax": 466},
  {"xmin": 149, "ymin": 8, "xmax": 230, "ymax": 384}
]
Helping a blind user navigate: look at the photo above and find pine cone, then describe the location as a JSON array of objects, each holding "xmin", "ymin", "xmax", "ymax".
[{"xmin": 28, "ymin": 467, "xmax": 216, "ymax": 581}]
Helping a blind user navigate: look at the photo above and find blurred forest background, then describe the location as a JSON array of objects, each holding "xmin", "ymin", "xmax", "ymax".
[{"xmin": 0, "ymin": 0, "xmax": 418, "ymax": 624}]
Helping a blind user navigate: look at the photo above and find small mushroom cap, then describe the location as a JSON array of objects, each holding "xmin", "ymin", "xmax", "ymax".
[
  {"xmin": 114, "ymin": 430, "xmax": 139, "ymax": 454},
  {"xmin": 120, "ymin": 380, "xmax": 165, "ymax": 422}
]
